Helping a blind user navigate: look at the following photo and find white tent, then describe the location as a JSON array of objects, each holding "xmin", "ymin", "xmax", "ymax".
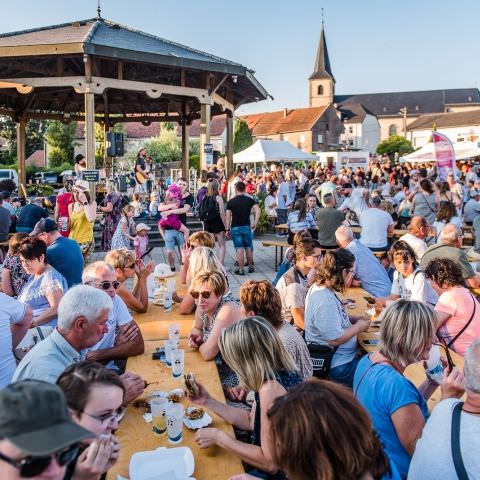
[
  {"xmin": 400, "ymin": 141, "xmax": 480, "ymax": 163},
  {"xmin": 233, "ymin": 139, "xmax": 315, "ymax": 164}
]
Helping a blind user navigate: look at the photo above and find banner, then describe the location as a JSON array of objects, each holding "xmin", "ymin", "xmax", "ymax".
[{"xmin": 432, "ymin": 131, "xmax": 456, "ymax": 180}]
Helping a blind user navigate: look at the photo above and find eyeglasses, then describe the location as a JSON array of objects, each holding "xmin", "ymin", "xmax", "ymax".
[
  {"xmin": 0, "ymin": 443, "xmax": 80, "ymax": 478},
  {"xmin": 79, "ymin": 406, "xmax": 125, "ymax": 425},
  {"xmin": 190, "ymin": 290, "xmax": 212, "ymax": 299},
  {"xmin": 123, "ymin": 264, "xmax": 136, "ymax": 270},
  {"xmin": 88, "ymin": 280, "xmax": 120, "ymax": 290}
]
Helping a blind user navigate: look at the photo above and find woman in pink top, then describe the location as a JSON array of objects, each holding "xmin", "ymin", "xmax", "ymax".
[
  {"xmin": 424, "ymin": 258, "xmax": 480, "ymax": 356},
  {"xmin": 55, "ymin": 180, "xmax": 74, "ymax": 237}
]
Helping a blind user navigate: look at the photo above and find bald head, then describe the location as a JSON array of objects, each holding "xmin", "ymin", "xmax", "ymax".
[
  {"xmin": 409, "ymin": 216, "xmax": 428, "ymax": 239},
  {"xmin": 335, "ymin": 226, "xmax": 354, "ymax": 248}
]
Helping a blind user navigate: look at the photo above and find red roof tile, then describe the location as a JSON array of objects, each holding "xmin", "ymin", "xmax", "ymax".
[
  {"xmin": 241, "ymin": 106, "xmax": 329, "ymax": 136},
  {"xmin": 76, "ymin": 122, "xmax": 161, "ymax": 139},
  {"xmin": 26, "ymin": 149, "xmax": 45, "ymax": 168},
  {"xmin": 189, "ymin": 114, "xmax": 226, "ymax": 137}
]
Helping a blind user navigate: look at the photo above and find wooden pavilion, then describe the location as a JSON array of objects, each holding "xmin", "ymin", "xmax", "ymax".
[{"xmin": 0, "ymin": 11, "xmax": 269, "ymax": 193}]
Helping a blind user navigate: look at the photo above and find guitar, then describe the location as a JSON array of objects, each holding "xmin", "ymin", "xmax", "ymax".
[{"xmin": 135, "ymin": 170, "xmax": 148, "ymax": 184}]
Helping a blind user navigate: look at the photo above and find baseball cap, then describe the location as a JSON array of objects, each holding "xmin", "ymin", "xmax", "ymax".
[
  {"xmin": 136, "ymin": 223, "xmax": 151, "ymax": 232},
  {"xmin": 30, "ymin": 218, "xmax": 58, "ymax": 236},
  {"xmin": 0, "ymin": 380, "xmax": 92, "ymax": 455}
]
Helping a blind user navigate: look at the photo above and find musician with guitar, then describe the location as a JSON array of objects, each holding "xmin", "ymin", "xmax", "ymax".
[{"xmin": 134, "ymin": 148, "xmax": 149, "ymax": 196}]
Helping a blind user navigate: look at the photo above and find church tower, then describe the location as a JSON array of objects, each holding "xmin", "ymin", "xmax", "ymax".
[{"xmin": 309, "ymin": 21, "xmax": 335, "ymax": 107}]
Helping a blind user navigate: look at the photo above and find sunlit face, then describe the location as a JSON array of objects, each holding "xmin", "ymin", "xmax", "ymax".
[
  {"xmin": 89, "ymin": 268, "xmax": 118, "ymax": 299},
  {"xmin": 20, "ymin": 254, "xmax": 45, "ymax": 275},
  {"xmin": 0, "ymin": 439, "xmax": 66, "ymax": 480},
  {"xmin": 303, "ymin": 248, "xmax": 322, "ymax": 270},
  {"xmin": 191, "ymin": 283, "xmax": 220, "ymax": 314},
  {"xmin": 342, "ymin": 265, "xmax": 355, "ymax": 287},
  {"xmin": 177, "ymin": 180, "xmax": 188, "ymax": 193},
  {"xmin": 73, "ymin": 384, "xmax": 124, "ymax": 437},
  {"xmin": 307, "ymin": 197, "xmax": 317, "ymax": 209},
  {"xmin": 393, "ymin": 254, "xmax": 414, "ymax": 278}
]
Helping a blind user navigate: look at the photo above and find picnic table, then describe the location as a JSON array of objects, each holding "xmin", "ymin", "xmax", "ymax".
[{"xmin": 107, "ymin": 339, "xmax": 244, "ymax": 480}]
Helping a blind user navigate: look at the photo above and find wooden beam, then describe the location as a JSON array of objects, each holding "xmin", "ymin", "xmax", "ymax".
[
  {"xmin": 209, "ymin": 74, "xmax": 228, "ymax": 96},
  {"xmin": 0, "ymin": 43, "xmax": 83, "ymax": 58},
  {"xmin": 57, "ymin": 57, "xmax": 64, "ymax": 76},
  {"xmin": 200, "ymin": 103, "xmax": 211, "ymax": 171},
  {"xmin": 226, "ymin": 109, "xmax": 234, "ymax": 178},
  {"xmin": 117, "ymin": 61, "xmax": 123, "ymax": 80},
  {"xmin": 16, "ymin": 120, "xmax": 26, "ymax": 197},
  {"xmin": 181, "ymin": 103, "xmax": 189, "ymax": 176},
  {"xmin": 84, "ymin": 92, "xmax": 96, "ymax": 196}
]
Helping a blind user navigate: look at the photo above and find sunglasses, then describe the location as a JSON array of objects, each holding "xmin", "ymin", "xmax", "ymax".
[
  {"xmin": 190, "ymin": 290, "xmax": 212, "ymax": 300},
  {"xmin": 0, "ymin": 443, "xmax": 80, "ymax": 478},
  {"xmin": 88, "ymin": 280, "xmax": 120, "ymax": 290}
]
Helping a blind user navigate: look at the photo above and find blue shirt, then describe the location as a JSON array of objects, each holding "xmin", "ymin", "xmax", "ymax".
[
  {"xmin": 46, "ymin": 236, "xmax": 84, "ymax": 287},
  {"xmin": 354, "ymin": 355, "xmax": 428, "ymax": 478},
  {"xmin": 12, "ymin": 329, "xmax": 83, "ymax": 383},
  {"xmin": 346, "ymin": 239, "xmax": 392, "ymax": 297}
]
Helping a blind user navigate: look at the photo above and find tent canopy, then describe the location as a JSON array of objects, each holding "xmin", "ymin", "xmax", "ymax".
[
  {"xmin": 400, "ymin": 141, "xmax": 480, "ymax": 163},
  {"xmin": 233, "ymin": 139, "xmax": 315, "ymax": 164}
]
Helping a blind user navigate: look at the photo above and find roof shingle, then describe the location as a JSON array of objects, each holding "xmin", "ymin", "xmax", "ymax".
[{"xmin": 407, "ymin": 110, "xmax": 480, "ymax": 131}]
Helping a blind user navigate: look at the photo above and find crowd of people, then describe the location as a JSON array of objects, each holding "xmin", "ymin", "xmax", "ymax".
[{"xmin": 1, "ymin": 152, "xmax": 480, "ymax": 480}]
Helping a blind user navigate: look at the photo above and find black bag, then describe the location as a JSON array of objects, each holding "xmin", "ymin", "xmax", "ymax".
[
  {"xmin": 199, "ymin": 196, "xmax": 219, "ymax": 222},
  {"xmin": 307, "ymin": 343, "xmax": 337, "ymax": 378},
  {"xmin": 451, "ymin": 402, "xmax": 469, "ymax": 480}
]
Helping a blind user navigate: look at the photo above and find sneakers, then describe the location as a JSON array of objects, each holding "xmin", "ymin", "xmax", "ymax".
[
  {"xmin": 234, "ymin": 268, "xmax": 245, "ymax": 276},
  {"xmin": 248, "ymin": 266, "xmax": 255, "ymax": 273}
]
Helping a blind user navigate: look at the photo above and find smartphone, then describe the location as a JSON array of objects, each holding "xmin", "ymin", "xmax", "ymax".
[
  {"xmin": 152, "ymin": 348, "xmax": 166, "ymax": 361},
  {"xmin": 364, "ymin": 339, "xmax": 379, "ymax": 346},
  {"xmin": 140, "ymin": 246, "xmax": 154, "ymax": 260},
  {"xmin": 363, "ymin": 296, "xmax": 376, "ymax": 305}
]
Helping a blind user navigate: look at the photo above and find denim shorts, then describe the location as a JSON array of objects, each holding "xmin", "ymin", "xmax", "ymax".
[
  {"xmin": 231, "ymin": 225, "xmax": 253, "ymax": 250},
  {"xmin": 164, "ymin": 229, "xmax": 184, "ymax": 251}
]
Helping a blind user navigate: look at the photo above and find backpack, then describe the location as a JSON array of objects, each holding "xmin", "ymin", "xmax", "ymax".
[{"xmin": 199, "ymin": 195, "xmax": 219, "ymax": 222}]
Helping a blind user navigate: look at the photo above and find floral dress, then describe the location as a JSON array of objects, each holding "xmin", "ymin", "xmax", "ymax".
[
  {"xmin": 2, "ymin": 253, "xmax": 30, "ymax": 297},
  {"xmin": 111, "ymin": 216, "xmax": 136, "ymax": 250},
  {"xmin": 101, "ymin": 191, "xmax": 123, "ymax": 251}
]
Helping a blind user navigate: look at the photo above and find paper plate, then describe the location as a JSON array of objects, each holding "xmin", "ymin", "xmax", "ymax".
[{"xmin": 183, "ymin": 408, "xmax": 212, "ymax": 429}]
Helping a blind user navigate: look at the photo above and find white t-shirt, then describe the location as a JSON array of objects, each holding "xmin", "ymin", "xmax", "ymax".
[
  {"xmin": 408, "ymin": 398, "xmax": 480, "ymax": 480},
  {"xmin": 0, "ymin": 293, "xmax": 26, "ymax": 388},
  {"xmin": 391, "ymin": 269, "xmax": 438, "ymax": 307},
  {"xmin": 359, "ymin": 208, "xmax": 394, "ymax": 248},
  {"xmin": 264, "ymin": 195, "xmax": 277, "ymax": 217},
  {"xmin": 400, "ymin": 233, "xmax": 428, "ymax": 261},
  {"xmin": 338, "ymin": 188, "xmax": 368, "ymax": 218},
  {"xmin": 85, "ymin": 295, "xmax": 132, "ymax": 368},
  {"xmin": 277, "ymin": 182, "xmax": 290, "ymax": 209}
]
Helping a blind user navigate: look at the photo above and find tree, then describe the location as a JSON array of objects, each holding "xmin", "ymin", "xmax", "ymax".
[
  {"xmin": 0, "ymin": 117, "xmax": 47, "ymax": 164},
  {"xmin": 44, "ymin": 120, "xmax": 78, "ymax": 167},
  {"xmin": 376, "ymin": 135, "xmax": 414, "ymax": 160},
  {"xmin": 143, "ymin": 124, "xmax": 182, "ymax": 164},
  {"xmin": 95, "ymin": 123, "xmax": 125, "ymax": 168},
  {"xmin": 233, "ymin": 119, "xmax": 253, "ymax": 153}
]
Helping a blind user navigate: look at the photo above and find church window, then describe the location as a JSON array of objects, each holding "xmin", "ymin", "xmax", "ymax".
[
  {"xmin": 317, "ymin": 85, "xmax": 324, "ymax": 95},
  {"xmin": 389, "ymin": 125, "xmax": 397, "ymax": 136}
]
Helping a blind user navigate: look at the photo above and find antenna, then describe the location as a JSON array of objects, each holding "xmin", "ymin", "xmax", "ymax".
[
  {"xmin": 321, "ymin": 7, "xmax": 324, "ymax": 27},
  {"xmin": 97, "ymin": 0, "xmax": 102, "ymax": 19}
]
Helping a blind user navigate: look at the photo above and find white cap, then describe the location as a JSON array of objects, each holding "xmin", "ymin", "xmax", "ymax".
[
  {"xmin": 136, "ymin": 223, "xmax": 151, "ymax": 232},
  {"xmin": 154, "ymin": 263, "xmax": 174, "ymax": 277}
]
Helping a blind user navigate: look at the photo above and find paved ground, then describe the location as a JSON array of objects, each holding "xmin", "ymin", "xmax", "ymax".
[{"xmin": 93, "ymin": 235, "xmax": 281, "ymax": 298}]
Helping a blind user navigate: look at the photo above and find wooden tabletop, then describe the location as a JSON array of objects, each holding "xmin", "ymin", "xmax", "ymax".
[{"xmin": 107, "ymin": 340, "xmax": 244, "ymax": 480}]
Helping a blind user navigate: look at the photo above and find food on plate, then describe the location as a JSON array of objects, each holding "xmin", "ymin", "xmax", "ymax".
[
  {"xmin": 185, "ymin": 407, "xmax": 205, "ymax": 420},
  {"xmin": 182, "ymin": 373, "xmax": 200, "ymax": 396},
  {"xmin": 167, "ymin": 389, "xmax": 184, "ymax": 403}
]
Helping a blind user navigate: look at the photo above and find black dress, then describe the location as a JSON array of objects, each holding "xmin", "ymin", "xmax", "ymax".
[{"xmin": 203, "ymin": 196, "xmax": 225, "ymax": 234}]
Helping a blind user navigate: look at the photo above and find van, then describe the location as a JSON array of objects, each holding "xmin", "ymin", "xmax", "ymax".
[
  {"xmin": 34, "ymin": 171, "xmax": 58, "ymax": 185},
  {"xmin": 0, "ymin": 169, "xmax": 18, "ymax": 187}
]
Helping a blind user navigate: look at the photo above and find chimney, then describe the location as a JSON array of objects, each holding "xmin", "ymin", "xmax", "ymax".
[{"xmin": 283, "ymin": 108, "xmax": 288, "ymax": 118}]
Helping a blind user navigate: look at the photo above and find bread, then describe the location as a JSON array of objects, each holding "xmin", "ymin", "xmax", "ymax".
[
  {"xmin": 182, "ymin": 373, "xmax": 200, "ymax": 396},
  {"xmin": 185, "ymin": 407, "xmax": 204, "ymax": 420}
]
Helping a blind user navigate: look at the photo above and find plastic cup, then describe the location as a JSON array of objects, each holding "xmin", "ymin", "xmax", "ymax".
[
  {"xmin": 170, "ymin": 348, "xmax": 185, "ymax": 378},
  {"xmin": 168, "ymin": 323, "xmax": 180, "ymax": 343},
  {"xmin": 164, "ymin": 339, "xmax": 176, "ymax": 367},
  {"xmin": 166, "ymin": 403, "xmax": 184, "ymax": 444},
  {"xmin": 150, "ymin": 398, "xmax": 169, "ymax": 436},
  {"xmin": 426, "ymin": 344, "xmax": 444, "ymax": 384}
]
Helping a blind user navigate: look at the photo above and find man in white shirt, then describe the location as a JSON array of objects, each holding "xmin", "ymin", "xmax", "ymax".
[
  {"xmin": 277, "ymin": 174, "xmax": 290, "ymax": 225},
  {"xmin": 400, "ymin": 216, "xmax": 429, "ymax": 260},
  {"xmin": 464, "ymin": 189, "xmax": 480, "ymax": 224},
  {"xmin": 82, "ymin": 261, "xmax": 144, "ymax": 369},
  {"xmin": 338, "ymin": 182, "xmax": 369, "ymax": 219},
  {"xmin": 316, "ymin": 175, "xmax": 338, "ymax": 207},
  {"xmin": 359, "ymin": 196, "xmax": 395, "ymax": 251}
]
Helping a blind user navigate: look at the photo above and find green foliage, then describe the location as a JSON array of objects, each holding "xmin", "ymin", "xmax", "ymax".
[
  {"xmin": 96, "ymin": 123, "xmax": 125, "ymax": 167},
  {"xmin": 376, "ymin": 135, "xmax": 414, "ymax": 160},
  {"xmin": 143, "ymin": 124, "xmax": 182, "ymax": 164},
  {"xmin": 253, "ymin": 192, "xmax": 270, "ymax": 234},
  {"xmin": 27, "ymin": 184, "xmax": 54, "ymax": 197},
  {"xmin": 189, "ymin": 154, "xmax": 200, "ymax": 172},
  {"xmin": 0, "ymin": 117, "xmax": 47, "ymax": 164},
  {"xmin": 233, "ymin": 119, "xmax": 253, "ymax": 153},
  {"xmin": 44, "ymin": 121, "xmax": 77, "ymax": 167}
]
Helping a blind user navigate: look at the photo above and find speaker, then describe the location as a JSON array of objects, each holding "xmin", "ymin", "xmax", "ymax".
[{"xmin": 106, "ymin": 132, "xmax": 124, "ymax": 157}]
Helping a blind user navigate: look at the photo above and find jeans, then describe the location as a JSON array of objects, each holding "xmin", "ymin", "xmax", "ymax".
[
  {"xmin": 164, "ymin": 229, "xmax": 184, "ymax": 251},
  {"xmin": 231, "ymin": 225, "xmax": 253, "ymax": 250},
  {"xmin": 272, "ymin": 259, "xmax": 292, "ymax": 286},
  {"xmin": 329, "ymin": 356, "xmax": 362, "ymax": 388}
]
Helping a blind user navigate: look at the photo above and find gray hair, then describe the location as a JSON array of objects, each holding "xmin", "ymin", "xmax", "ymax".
[
  {"xmin": 57, "ymin": 285, "xmax": 112, "ymax": 330},
  {"xmin": 335, "ymin": 225, "xmax": 354, "ymax": 244},
  {"xmin": 439, "ymin": 224, "xmax": 462, "ymax": 244},
  {"xmin": 323, "ymin": 193, "xmax": 334, "ymax": 205},
  {"xmin": 82, "ymin": 261, "xmax": 115, "ymax": 284},
  {"xmin": 465, "ymin": 338, "xmax": 480, "ymax": 394}
]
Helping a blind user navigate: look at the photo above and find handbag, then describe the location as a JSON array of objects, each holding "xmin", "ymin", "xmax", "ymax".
[
  {"xmin": 307, "ymin": 342, "xmax": 337, "ymax": 378},
  {"xmin": 14, "ymin": 326, "xmax": 53, "ymax": 361},
  {"xmin": 451, "ymin": 402, "xmax": 469, "ymax": 480}
]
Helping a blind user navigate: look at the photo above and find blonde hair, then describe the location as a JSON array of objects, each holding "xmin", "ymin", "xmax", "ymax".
[
  {"xmin": 105, "ymin": 248, "xmax": 136, "ymax": 269},
  {"xmin": 379, "ymin": 299, "xmax": 436, "ymax": 367},
  {"xmin": 219, "ymin": 316, "xmax": 297, "ymax": 391},
  {"xmin": 122, "ymin": 204, "xmax": 135, "ymax": 216},
  {"xmin": 191, "ymin": 270, "xmax": 227, "ymax": 298},
  {"xmin": 188, "ymin": 247, "xmax": 225, "ymax": 279},
  {"xmin": 188, "ymin": 231, "xmax": 215, "ymax": 249},
  {"xmin": 206, "ymin": 178, "xmax": 220, "ymax": 197}
]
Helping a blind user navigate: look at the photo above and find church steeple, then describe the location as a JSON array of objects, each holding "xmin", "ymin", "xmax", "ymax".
[{"xmin": 308, "ymin": 18, "xmax": 335, "ymax": 107}]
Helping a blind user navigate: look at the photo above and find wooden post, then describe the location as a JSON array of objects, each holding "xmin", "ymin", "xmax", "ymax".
[
  {"xmin": 104, "ymin": 121, "xmax": 112, "ymax": 178},
  {"xmin": 181, "ymin": 119, "xmax": 189, "ymax": 178},
  {"xmin": 226, "ymin": 110, "xmax": 234, "ymax": 178},
  {"xmin": 84, "ymin": 92, "xmax": 95, "ymax": 197},
  {"xmin": 200, "ymin": 102, "xmax": 211, "ymax": 171},
  {"xmin": 16, "ymin": 119, "xmax": 26, "ymax": 198}
]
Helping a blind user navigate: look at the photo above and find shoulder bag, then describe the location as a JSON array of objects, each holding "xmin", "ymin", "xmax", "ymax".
[
  {"xmin": 451, "ymin": 402, "xmax": 469, "ymax": 480},
  {"xmin": 445, "ymin": 292, "xmax": 476, "ymax": 350}
]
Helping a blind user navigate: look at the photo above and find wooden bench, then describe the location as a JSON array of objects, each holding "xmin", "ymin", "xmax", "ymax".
[{"xmin": 262, "ymin": 239, "xmax": 289, "ymax": 271}]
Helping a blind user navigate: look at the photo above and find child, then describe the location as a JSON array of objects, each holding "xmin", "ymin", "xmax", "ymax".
[
  {"xmin": 130, "ymin": 193, "xmax": 143, "ymax": 218},
  {"xmin": 111, "ymin": 204, "xmax": 136, "ymax": 249},
  {"xmin": 134, "ymin": 223, "xmax": 151, "ymax": 260},
  {"xmin": 158, "ymin": 184, "xmax": 190, "ymax": 243}
]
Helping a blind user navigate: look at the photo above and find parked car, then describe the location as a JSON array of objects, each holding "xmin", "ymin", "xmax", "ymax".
[
  {"xmin": 34, "ymin": 171, "xmax": 58, "ymax": 185},
  {"xmin": 0, "ymin": 168, "xmax": 18, "ymax": 187}
]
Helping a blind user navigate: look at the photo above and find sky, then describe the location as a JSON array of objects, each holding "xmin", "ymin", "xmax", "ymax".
[{"xmin": 0, "ymin": 0, "xmax": 479, "ymax": 115}]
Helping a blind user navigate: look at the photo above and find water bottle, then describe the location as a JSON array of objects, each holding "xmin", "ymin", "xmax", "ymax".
[{"xmin": 426, "ymin": 345, "xmax": 444, "ymax": 384}]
